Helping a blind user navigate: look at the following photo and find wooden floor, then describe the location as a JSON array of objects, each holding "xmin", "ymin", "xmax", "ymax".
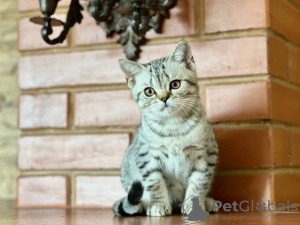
[{"xmin": 0, "ymin": 200, "xmax": 299, "ymax": 225}]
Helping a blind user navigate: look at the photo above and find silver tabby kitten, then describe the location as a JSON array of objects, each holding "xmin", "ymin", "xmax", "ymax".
[{"xmin": 114, "ymin": 40, "xmax": 219, "ymax": 217}]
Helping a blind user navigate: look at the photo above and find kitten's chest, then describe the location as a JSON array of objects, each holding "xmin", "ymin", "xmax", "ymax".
[{"xmin": 152, "ymin": 138, "xmax": 199, "ymax": 182}]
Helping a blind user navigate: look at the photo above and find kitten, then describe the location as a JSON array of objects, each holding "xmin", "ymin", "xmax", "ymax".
[{"xmin": 113, "ymin": 40, "xmax": 219, "ymax": 216}]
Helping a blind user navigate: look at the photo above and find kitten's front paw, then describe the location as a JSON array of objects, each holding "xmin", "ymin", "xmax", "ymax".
[
  {"xmin": 181, "ymin": 199, "xmax": 205, "ymax": 215},
  {"xmin": 146, "ymin": 203, "xmax": 172, "ymax": 216},
  {"xmin": 205, "ymin": 197, "xmax": 219, "ymax": 213}
]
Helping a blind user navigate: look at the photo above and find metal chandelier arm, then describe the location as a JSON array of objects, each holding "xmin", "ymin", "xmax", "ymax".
[{"xmin": 41, "ymin": 0, "xmax": 83, "ymax": 45}]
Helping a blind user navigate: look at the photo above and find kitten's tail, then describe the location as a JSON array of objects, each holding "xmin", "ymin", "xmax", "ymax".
[{"xmin": 113, "ymin": 181, "xmax": 144, "ymax": 216}]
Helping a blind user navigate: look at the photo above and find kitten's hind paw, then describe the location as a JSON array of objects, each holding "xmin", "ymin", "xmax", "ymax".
[{"xmin": 146, "ymin": 203, "xmax": 172, "ymax": 216}]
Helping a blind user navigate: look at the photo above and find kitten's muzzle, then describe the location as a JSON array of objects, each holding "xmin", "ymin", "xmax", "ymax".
[{"xmin": 159, "ymin": 93, "xmax": 170, "ymax": 103}]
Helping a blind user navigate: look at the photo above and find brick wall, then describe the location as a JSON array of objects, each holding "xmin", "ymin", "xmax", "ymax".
[{"xmin": 16, "ymin": 0, "xmax": 300, "ymax": 208}]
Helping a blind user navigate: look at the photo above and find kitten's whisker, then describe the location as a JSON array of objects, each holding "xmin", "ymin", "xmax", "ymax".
[
  {"xmin": 171, "ymin": 99, "xmax": 201, "ymax": 106},
  {"xmin": 175, "ymin": 103, "xmax": 200, "ymax": 117},
  {"xmin": 177, "ymin": 105, "xmax": 190, "ymax": 118},
  {"xmin": 180, "ymin": 102, "xmax": 202, "ymax": 117},
  {"xmin": 170, "ymin": 98, "xmax": 203, "ymax": 117},
  {"xmin": 171, "ymin": 98, "xmax": 200, "ymax": 103}
]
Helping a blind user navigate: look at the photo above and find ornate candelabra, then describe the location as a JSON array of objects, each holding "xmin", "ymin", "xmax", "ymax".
[{"xmin": 30, "ymin": 0, "xmax": 178, "ymax": 60}]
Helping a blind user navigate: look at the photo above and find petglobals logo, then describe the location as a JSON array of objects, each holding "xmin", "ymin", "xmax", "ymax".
[
  {"xmin": 180, "ymin": 196, "xmax": 210, "ymax": 223},
  {"xmin": 180, "ymin": 197, "xmax": 298, "ymax": 223},
  {"xmin": 212, "ymin": 200, "xmax": 298, "ymax": 212}
]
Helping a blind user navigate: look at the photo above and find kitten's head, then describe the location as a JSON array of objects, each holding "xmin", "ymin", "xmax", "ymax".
[{"xmin": 119, "ymin": 40, "xmax": 198, "ymax": 119}]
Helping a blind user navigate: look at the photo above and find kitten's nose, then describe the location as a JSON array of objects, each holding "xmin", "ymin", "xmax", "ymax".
[
  {"xmin": 161, "ymin": 96, "xmax": 169, "ymax": 103},
  {"xmin": 159, "ymin": 92, "xmax": 170, "ymax": 103}
]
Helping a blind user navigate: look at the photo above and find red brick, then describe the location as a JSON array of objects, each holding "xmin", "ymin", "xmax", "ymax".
[
  {"xmin": 270, "ymin": 129, "xmax": 290, "ymax": 167},
  {"xmin": 274, "ymin": 174, "xmax": 300, "ymax": 203},
  {"xmin": 139, "ymin": 44, "xmax": 175, "ymax": 63},
  {"xmin": 289, "ymin": 47, "xmax": 300, "ymax": 85},
  {"xmin": 206, "ymin": 82, "xmax": 300, "ymax": 125},
  {"xmin": 267, "ymin": 37, "xmax": 288, "ymax": 79},
  {"xmin": 18, "ymin": 176, "xmax": 68, "ymax": 208},
  {"xmin": 204, "ymin": 0, "xmax": 268, "ymax": 33},
  {"xmin": 269, "ymin": 0, "xmax": 300, "ymax": 46},
  {"xmin": 19, "ymin": 94, "xmax": 68, "ymax": 129},
  {"xmin": 19, "ymin": 37, "xmax": 269, "ymax": 89},
  {"xmin": 292, "ymin": 132, "xmax": 300, "ymax": 166},
  {"xmin": 211, "ymin": 174, "xmax": 274, "ymax": 204},
  {"xmin": 19, "ymin": 49, "xmax": 125, "ymax": 89},
  {"xmin": 191, "ymin": 38, "xmax": 268, "ymax": 78},
  {"xmin": 215, "ymin": 128, "xmax": 291, "ymax": 168},
  {"xmin": 18, "ymin": 134, "xmax": 129, "ymax": 170},
  {"xmin": 75, "ymin": 11, "xmax": 118, "ymax": 46},
  {"xmin": 75, "ymin": 176, "xmax": 126, "ymax": 208},
  {"xmin": 18, "ymin": 0, "xmax": 70, "ymax": 12},
  {"xmin": 146, "ymin": 0, "xmax": 195, "ymax": 38},
  {"xmin": 75, "ymin": 90, "xmax": 141, "ymax": 127},
  {"xmin": 270, "ymin": 82, "xmax": 300, "ymax": 125},
  {"xmin": 141, "ymin": 37, "xmax": 268, "ymax": 78},
  {"xmin": 205, "ymin": 82, "xmax": 269, "ymax": 122},
  {"xmin": 18, "ymin": 15, "xmax": 68, "ymax": 51},
  {"xmin": 214, "ymin": 129, "xmax": 272, "ymax": 168}
]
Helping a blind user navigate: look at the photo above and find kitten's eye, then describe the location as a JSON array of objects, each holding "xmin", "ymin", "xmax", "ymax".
[
  {"xmin": 170, "ymin": 80, "xmax": 181, "ymax": 89},
  {"xmin": 144, "ymin": 87, "xmax": 155, "ymax": 97}
]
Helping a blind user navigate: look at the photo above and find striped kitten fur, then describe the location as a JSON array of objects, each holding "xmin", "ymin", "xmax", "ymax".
[{"xmin": 114, "ymin": 40, "xmax": 219, "ymax": 216}]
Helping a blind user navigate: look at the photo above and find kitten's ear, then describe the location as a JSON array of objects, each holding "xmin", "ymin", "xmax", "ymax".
[
  {"xmin": 169, "ymin": 40, "xmax": 195, "ymax": 71},
  {"xmin": 119, "ymin": 59, "xmax": 144, "ymax": 88}
]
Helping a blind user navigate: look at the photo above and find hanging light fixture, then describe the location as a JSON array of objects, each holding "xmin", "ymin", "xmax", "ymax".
[{"xmin": 30, "ymin": 0, "xmax": 178, "ymax": 60}]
